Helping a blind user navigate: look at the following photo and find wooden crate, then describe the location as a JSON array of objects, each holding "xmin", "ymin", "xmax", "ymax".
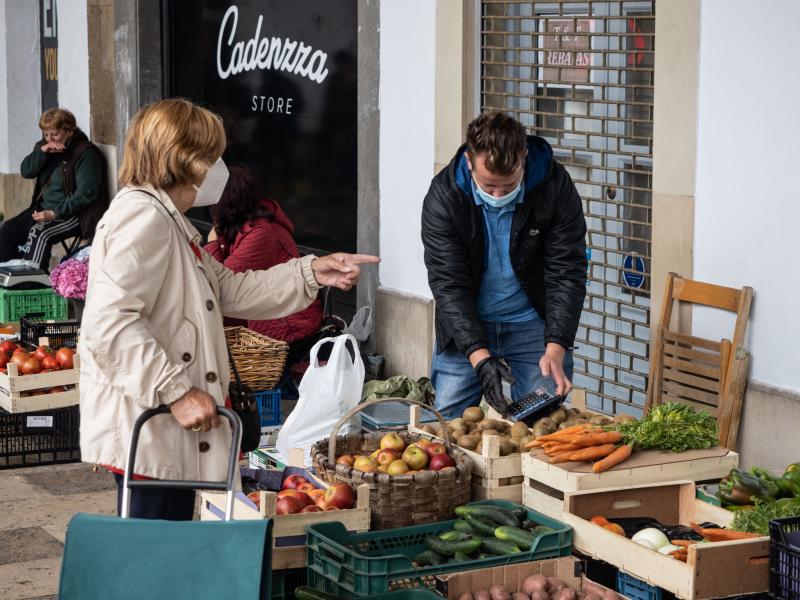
[
  {"xmin": 0, "ymin": 354, "xmax": 80, "ymax": 413},
  {"xmin": 409, "ymin": 405, "xmax": 524, "ymax": 502},
  {"xmin": 200, "ymin": 479, "xmax": 370, "ymax": 569},
  {"xmin": 521, "ymin": 445, "xmax": 738, "ymax": 518},
  {"xmin": 563, "ymin": 480, "xmax": 769, "ymax": 600},
  {"xmin": 436, "ymin": 555, "xmax": 623, "ymax": 599}
]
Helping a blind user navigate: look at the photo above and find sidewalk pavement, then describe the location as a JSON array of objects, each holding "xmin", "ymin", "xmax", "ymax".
[{"xmin": 0, "ymin": 462, "xmax": 117, "ymax": 599}]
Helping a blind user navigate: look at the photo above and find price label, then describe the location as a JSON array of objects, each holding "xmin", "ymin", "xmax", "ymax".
[{"xmin": 27, "ymin": 415, "xmax": 54, "ymax": 428}]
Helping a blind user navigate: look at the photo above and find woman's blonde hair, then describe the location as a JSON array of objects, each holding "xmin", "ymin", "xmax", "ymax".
[
  {"xmin": 39, "ymin": 108, "xmax": 77, "ymax": 132},
  {"xmin": 118, "ymin": 98, "xmax": 226, "ymax": 188}
]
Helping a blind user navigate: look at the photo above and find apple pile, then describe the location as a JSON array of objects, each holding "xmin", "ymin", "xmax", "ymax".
[
  {"xmin": 0, "ymin": 341, "xmax": 75, "ymax": 378},
  {"xmin": 336, "ymin": 432, "xmax": 457, "ymax": 475},
  {"xmin": 247, "ymin": 473, "xmax": 356, "ymax": 515}
]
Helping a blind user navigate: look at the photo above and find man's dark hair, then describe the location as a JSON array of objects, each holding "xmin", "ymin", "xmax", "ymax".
[
  {"xmin": 210, "ymin": 165, "xmax": 274, "ymax": 246},
  {"xmin": 466, "ymin": 112, "xmax": 527, "ymax": 175}
]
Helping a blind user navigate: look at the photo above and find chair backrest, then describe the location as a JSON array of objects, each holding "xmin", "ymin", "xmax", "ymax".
[{"xmin": 646, "ymin": 273, "xmax": 753, "ymax": 449}]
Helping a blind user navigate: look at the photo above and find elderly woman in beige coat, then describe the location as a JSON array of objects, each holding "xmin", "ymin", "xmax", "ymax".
[{"xmin": 79, "ymin": 99, "xmax": 378, "ymax": 520}]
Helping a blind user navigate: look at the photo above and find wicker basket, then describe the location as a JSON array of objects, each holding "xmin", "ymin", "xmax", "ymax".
[
  {"xmin": 312, "ymin": 397, "xmax": 472, "ymax": 530},
  {"xmin": 224, "ymin": 326, "xmax": 289, "ymax": 391}
]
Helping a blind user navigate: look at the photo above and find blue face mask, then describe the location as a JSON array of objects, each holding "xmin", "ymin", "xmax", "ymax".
[{"xmin": 472, "ymin": 174, "xmax": 523, "ymax": 209}]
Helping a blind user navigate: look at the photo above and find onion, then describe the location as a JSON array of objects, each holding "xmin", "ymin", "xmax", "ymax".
[
  {"xmin": 658, "ymin": 543, "xmax": 683, "ymax": 555},
  {"xmin": 631, "ymin": 528, "xmax": 669, "ymax": 550}
]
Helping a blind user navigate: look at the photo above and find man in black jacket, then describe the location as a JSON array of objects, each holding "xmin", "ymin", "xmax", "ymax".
[{"xmin": 421, "ymin": 112, "xmax": 586, "ymax": 419}]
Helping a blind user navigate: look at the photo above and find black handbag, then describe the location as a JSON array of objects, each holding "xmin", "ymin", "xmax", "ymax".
[{"xmin": 226, "ymin": 345, "xmax": 261, "ymax": 453}]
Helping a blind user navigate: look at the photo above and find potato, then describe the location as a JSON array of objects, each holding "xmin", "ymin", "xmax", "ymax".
[
  {"xmin": 458, "ymin": 594, "xmax": 475, "ymax": 600},
  {"xmin": 465, "ymin": 421, "xmax": 479, "ymax": 433},
  {"xmin": 508, "ymin": 438, "xmax": 520, "ymax": 451},
  {"xmin": 536, "ymin": 417, "xmax": 556, "ymax": 432},
  {"xmin": 511, "ymin": 421, "xmax": 530, "ymax": 439},
  {"xmin": 513, "ymin": 594, "xmax": 531, "ymax": 600},
  {"xmin": 457, "ymin": 434, "xmax": 481, "ymax": 450},
  {"xmin": 475, "ymin": 440, "xmax": 483, "ymax": 454},
  {"xmin": 521, "ymin": 574, "xmax": 548, "ymax": 596},
  {"xmin": 482, "ymin": 429, "xmax": 500, "ymax": 436},
  {"xmin": 498, "ymin": 438, "xmax": 515, "ymax": 456},
  {"xmin": 463, "ymin": 407, "xmax": 485, "ymax": 422},
  {"xmin": 490, "ymin": 584, "xmax": 511, "ymax": 600},
  {"xmin": 477, "ymin": 418, "xmax": 504, "ymax": 432},
  {"xmin": 614, "ymin": 414, "xmax": 637, "ymax": 424},
  {"xmin": 551, "ymin": 588, "xmax": 576, "ymax": 600},
  {"xmin": 419, "ymin": 424, "xmax": 437, "ymax": 435},
  {"xmin": 449, "ymin": 418, "xmax": 466, "ymax": 431},
  {"xmin": 519, "ymin": 435, "xmax": 534, "ymax": 448},
  {"xmin": 549, "ymin": 406, "xmax": 568, "ymax": 425},
  {"xmin": 567, "ymin": 407, "xmax": 582, "ymax": 417},
  {"xmin": 475, "ymin": 591, "xmax": 491, "ymax": 600},
  {"xmin": 533, "ymin": 424, "xmax": 550, "ymax": 437},
  {"xmin": 564, "ymin": 417, "xmax": 589, "ymax": 426},
  {"xmin": 546, "ymin": 578, "xmax": 567, "ymax": 593},
  {"xmin": 589, "ymin": 415, "xmax": 612, "ymax": 426}
]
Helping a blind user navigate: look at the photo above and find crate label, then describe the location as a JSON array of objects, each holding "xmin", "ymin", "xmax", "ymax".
[{"xmin": 27, "ymin": 415, "xmax": 54, "ymax": 428}]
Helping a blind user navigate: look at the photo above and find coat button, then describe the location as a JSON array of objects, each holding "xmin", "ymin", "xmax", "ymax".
[
  {"xmin": 199, "ymin": 441, "xmax": 210, "ymax": 453},
  {"xmin": 529, "ymin": 228, "xmax": 539, "ymax": 236},
  {"xmin": 206, "ymin": 372, "xmax": 217, "ymax": 383},
  {"xmin": 206, "ymin": 300, "xmax": 214, "ymax": 311},
  {"xmin": 182, "ymin": 352, "xmax": 192, "ymax": 362}
]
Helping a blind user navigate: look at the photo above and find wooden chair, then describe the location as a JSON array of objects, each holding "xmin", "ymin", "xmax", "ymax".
[{"xmin": 646, "ymin": 273, "xmax": 753, "ymax": 450}]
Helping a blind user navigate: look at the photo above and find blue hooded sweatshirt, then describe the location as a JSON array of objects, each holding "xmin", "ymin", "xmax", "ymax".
[{"xmin": 454, "ymin": 137, "xmax": 553, "ymax": 322}]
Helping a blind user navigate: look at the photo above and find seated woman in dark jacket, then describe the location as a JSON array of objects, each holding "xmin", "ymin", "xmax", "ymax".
[
  {"xmin": 204, "ymin": 165, "xmax": 323, "ymax": 343},
  {"xmin": 0, "ymin": 107, "xmax": 108, "ymax": 270}
]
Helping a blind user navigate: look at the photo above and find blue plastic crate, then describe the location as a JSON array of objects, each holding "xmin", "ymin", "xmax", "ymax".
[
  {"xmin": 616, "ymin": 571, "xmax": 663, "ymax": 600},
  {"xmin": 255, "ymin": 389, "xmax": 281, "ymax": 427}
]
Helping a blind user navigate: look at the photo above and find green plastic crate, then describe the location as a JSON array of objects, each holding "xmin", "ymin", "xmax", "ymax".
[
  {"xmin": 272, "ymin": 568, "xmax": 306, "ymax": 600},
  {"xmin": 0, "ymin": 288, "xmax": 67, "ymax": 322},
  {"xmin": 305, "ymin": 500, "xmax": 572, "ymax": 597}
]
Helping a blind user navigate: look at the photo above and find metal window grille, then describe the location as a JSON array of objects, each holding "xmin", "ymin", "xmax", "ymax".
[{"xmin": 481, "ymin": 0, "xmax": 655, "ymax": 415}]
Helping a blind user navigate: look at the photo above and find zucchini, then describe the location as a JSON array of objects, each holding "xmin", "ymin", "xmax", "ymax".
[
  {"xmin": 425, "ymin": 535, "xmax": 483, "ymax": 556},
  {"xmin": 439, "ymin": 530, "xmax": 472, "ymax": 542},
  {"xmin": 453, "ymin": 519, "xmax": 475, "ymax": 533},
  {"xmin": 481, "ymin": 537, "xmax": 522, "ymax": 555},
  {"xmin": 464, "ymin": 514, "xmax": 500, "ymax": 537},
  {"xmin": 495, "ymin": 526, "xmax": 536, "ymax": 550},
  {"xmin": 455, "ymin": 505, "xmax": 521, "ymax": 527},
  {"xmin": 412, "ymin": 549, "xmax": 445, "ymax": 566},
  {"xmin": 294, "ymin": 586, "xmax": 348, "ymax": 600}
]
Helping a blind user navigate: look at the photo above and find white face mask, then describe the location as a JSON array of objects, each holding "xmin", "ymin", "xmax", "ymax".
[{"xmin": 192, "ymin": 158, "xmax": 229, "ymax": 207}]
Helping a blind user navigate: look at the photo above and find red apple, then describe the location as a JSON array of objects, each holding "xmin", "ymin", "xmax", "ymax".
[
  {"xmin": 276, "ymin": 495, "xmax": 306, "ymax": 515},
  {"xmin": 277, "ymin": 489, "xmax": 313, "ymax": 507},
  {"xmin": 297, "ymin": 481, "xmax": 317, "ymax": 493},
  {"xmin": 380, "ymin": 432, "xmax": 405, "ymax": 451},
  {"xmin": 429, "ymin": 453, "xmax": 456, "ymax": 471},
  {"xmin": 0, "ymin": 341, "xmax": 17, "ymax": 354},
  {"xmin": 281, "ymin": 474, "xmax": 309, "ymax": 490},
  {"xmin": 387, "ymin": 459, "xmax": 409, "ymax": 475},
  {"xmin": 247, "ymin": 491, "xmax": 261, "ymax": 508},
  {"xmin": 324, "ymin": 483, "xmax": 356, "ymax": 510},
  {"xmin": 301, "ymin": 505, "xmax": 323, "ymax": 513},
  {"xmin": 308, "ymin": 488, "xmax": 327, "ymax": 509},
  {"xmin": 376, "ymin": 448, "xmax": 402, "ymax": 467},
  {"xmin": 415, "ymin": 438, "xmax": 432, "ymax": 450},
  {"xmin": 336, "ymin": 454, "xmax": 355, "ymax": 467},
  {"xmin": 425, "ymin": 442, "xmax": 447, "ymax": 459},
  {"xmin": 41, "ymin": 355, "xmax": 59, "ymax": 371},
  {"xmin": 353, "ymin": 456, "xmax": 377, "ymax": 472},
  {"xmin": 402, "ymin": 445, "xmax": 429, "ymax": 470}
]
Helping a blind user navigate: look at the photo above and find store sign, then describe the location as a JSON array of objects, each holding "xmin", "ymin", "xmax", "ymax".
[
  {"xmin": 40, "ymin": 0, "xmax": 59, "ymax": 112},
  {"xmin": 542, "ymin": 18, "xmax": 593, "ymax": 84},
  {"xmin": 167, "ymin": 1, "xmax": 357, "ymax": 253}
]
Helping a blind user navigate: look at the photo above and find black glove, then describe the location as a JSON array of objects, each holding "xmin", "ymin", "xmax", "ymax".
[{"xmin": 475, "ymin": 357, "xmax": 515, "ymax": 417}]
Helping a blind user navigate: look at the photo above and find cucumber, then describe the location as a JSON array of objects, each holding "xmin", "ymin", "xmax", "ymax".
[
  {"xmin": 481, "ymin": 537, "xmax": 522, "ymax": 555},
  {"xmin": 531, "ymin": 525, "xmax": 554, "ymax": 536},
  {"xmin": 294, "ymin": 586, "xmax": 348, "ymax": 600},
  {"xmin": 453, "ymin": 519, "xmax": 475, "ymax": 533},
  {"xmin": 439, "ymin": 530, "xmax": 472, "ymax": 542},
  {"xmin": 453, "ymin": 551, "xmax": 473, "ymax": 562},
  {"xmin": 412, "ymin": 549, "xmax": 445, "ymax": 566},
  {"xmin": 425, "ymin": 535, "xmax": 483, "ymax": 556},
  {"xmin": 495, "ymin": 525, "xmax": 537, "ymax": 550},
  {"xmin": 455, "ymin": 505, "xmax": 521, "ymax": 527},
  {"xmin": 464, "ymin": 514, "xmax": 500, "ymax": 537}
]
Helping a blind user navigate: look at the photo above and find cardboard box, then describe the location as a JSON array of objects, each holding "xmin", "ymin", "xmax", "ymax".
[
  {"xmin": 563, "ymin": 480, "xmax": 769, "ymax": 599},
  {"xmin": 248, "ymin": 446, "xmax": 289, "ymax": 470},
  {"xmin": 259, "ymin": 426, "xmax": 280, "ymax": 448},
  {"xmin": 436, "ymin": 555, "xmax": 623, "ymax": 599}
]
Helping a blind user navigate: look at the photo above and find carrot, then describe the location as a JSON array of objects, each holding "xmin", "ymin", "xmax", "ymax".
[
  {"xmin": 670, "ymin": 539, "xmax": 695, "ymax": 548},
  {"xmin": 689, "ymin": 522, "xmax": 763, "ymax": 542},
  {"xmin": 549, "ymin": 454, "xmax": 579, "ymax": 464},
  {"xmin": 545, "ymin": 442, "xmax": 578, "ymax": 454},
  {"xmin": 567, "ymin": 444, "xmax": 617, "ymax": 462},
  {"xmin": 570, "ymin": 431, "xmax": 623, "ymax": 448},
  {"xmin": 526, "ymin": 440, "xmax": 545, "ymax": 448},
  {"xmin": 535, "ymin": 425, "xmax": 589, "ymax": 442},
  {"xmin": 591, "ymin": 444, "xmax": 633, "ymax": 473},
  {"xmin": 670, "ymin": 551, "xmax": 688, "ymax": 562}
]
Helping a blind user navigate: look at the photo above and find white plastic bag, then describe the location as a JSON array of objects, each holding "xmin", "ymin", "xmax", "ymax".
[{"xmin": 276, "ymin": 334, "xmax": 364, "ymax": 467}]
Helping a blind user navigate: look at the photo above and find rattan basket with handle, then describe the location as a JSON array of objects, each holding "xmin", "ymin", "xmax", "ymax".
[
  {"xmin": 311, "ymin": 397, "xmax": 472, "ymax": 530},
  {"xmin": 224, "ymin": 326, "xmax": 289, "ymax": 391}
]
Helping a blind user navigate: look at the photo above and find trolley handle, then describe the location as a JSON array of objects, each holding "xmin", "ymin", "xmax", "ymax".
[{"xmin": 121, "ymin": 405, "xmax": 242, "ymax": 520}]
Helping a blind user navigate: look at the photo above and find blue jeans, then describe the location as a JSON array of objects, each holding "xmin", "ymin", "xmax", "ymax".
[{"xmin": 431, "ymin": 319, "xmax": 574, "ymax": 420}]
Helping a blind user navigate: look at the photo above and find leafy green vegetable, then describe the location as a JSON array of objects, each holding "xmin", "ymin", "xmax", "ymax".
[
  {"xmin": 615, "ymin": 402, "xmax": 718, "ymax": 452},
  {"xmin": 730, "ymin": 498, "xmax": 800, "ymax": 535}
]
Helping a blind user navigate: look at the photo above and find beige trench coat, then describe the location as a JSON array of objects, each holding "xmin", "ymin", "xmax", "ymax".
[{"xmin": 78, "ymin": 185, "xmax": 320, "ymax": 481}]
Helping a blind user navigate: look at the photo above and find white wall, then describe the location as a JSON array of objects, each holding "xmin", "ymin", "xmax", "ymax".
[
  {"xmin": 0, "ymin": 0, "xmax": 41, "ymax": 173},
  {"xmin": 378, "ymin": 0, "xmax": 436, "ymax": 299},
  {"xmin": 694, "ymin": 0, "xmax": 800, "ymax": 391},
  {"xmin": 58, "ymin": 1, "xmax": 90, "ymax": 134}
]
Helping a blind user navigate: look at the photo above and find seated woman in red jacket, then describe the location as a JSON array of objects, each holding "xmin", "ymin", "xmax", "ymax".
[{"xmin": 204, "ymin": 165, "xmax": 323, "ymax": 342}]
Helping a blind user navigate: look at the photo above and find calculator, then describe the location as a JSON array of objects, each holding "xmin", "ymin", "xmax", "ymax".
[{"xmin": 505, "ymin": 388, "xmax": 563, "ymax": 425}]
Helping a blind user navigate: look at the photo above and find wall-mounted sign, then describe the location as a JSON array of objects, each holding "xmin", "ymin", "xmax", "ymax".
[
  {"xmin": 622, "ymin": 252, "xmax": 645, "ymax": 289},
  {"xmin": 166, "ymin": 1, "xmax": 357, "ymax": 253},
  {"xmin": 40, "ymin": 0, "xmax": 58, "ymax": 112},
  {"xmin": 542, "ymin": 18, "xmax": 593, "ymax": 84}
]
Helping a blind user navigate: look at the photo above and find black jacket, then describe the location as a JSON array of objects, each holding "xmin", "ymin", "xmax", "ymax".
[{"xmin": 421, "ymin": 136, "xmax": 587, "ymax": 356}]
